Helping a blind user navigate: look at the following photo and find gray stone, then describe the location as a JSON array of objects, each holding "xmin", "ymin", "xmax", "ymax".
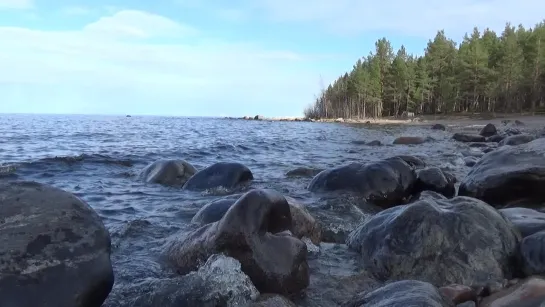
[
  {"xmin": 499, "ymin": 207, "xmax": 545, "ymax": 238},
  {"xmin": 140, "ymin": 159, "xmax": 197, "ymax": 187},
  {"xmin": 183, "ymin": 162, "xmax": 253, "ymax": 191}
]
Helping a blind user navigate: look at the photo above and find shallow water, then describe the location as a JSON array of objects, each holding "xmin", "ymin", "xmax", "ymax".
[{"xmin": 0, "ymin": 114, "xmax": 477, "ymax": 306}]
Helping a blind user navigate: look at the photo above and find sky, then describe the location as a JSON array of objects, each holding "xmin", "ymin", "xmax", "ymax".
[{"xmin": 0, "ymin": 0, "xmax": 544, "ymax": 117}]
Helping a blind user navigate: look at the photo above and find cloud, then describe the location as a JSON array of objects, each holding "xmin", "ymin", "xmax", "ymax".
[
  {"xmin": 253, "ymin": 0, "xmax": 545, "ymax": 38},
  {"xmin": 0, "ymin": 0, "xmax": 32, "ymax": 9},
  {"xmin": 59, "ymin": 6, "xmax": 93, "ymax": 16},
  {"xmin": 0, "ymin": 9, "xmax": 324, "ymax": 116}
]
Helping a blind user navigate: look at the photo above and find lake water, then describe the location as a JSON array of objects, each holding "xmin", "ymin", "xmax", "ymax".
[{"xmin": 0, "ymin": 114, "xmax": 474, "ymax": 306}]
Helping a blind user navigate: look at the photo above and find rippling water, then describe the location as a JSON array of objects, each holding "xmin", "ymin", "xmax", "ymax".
[{"xmin": 0, "ymin": 114, "xmax": 476, "ymax": 306}]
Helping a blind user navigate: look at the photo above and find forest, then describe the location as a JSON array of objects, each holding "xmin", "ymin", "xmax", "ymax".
[{"xmin": 304, "ymin": 22, "xmax": 545, "ymax": 119}]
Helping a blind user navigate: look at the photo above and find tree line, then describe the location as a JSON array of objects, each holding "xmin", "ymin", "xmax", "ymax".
[{"xmin": 304, "ymin": 22, "xmax": 545, "ymax": 119}]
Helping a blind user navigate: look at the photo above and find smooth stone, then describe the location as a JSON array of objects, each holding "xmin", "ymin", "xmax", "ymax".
[
  {"xmin": 342, "ymin": 280, "xmax": 454, "ymax": 307},
  {"xmin": 251, "ymin": 294, "xmax": 296, "ymax": 307},
  {"xmin": 391, "ymin": 155, "xmax": 427, "ymax": 169},
  {"xmin": 165, "ymin": 189, "xmax": 309, "ymax": 295},
  {"xmin": 183, "ymin": 162, "xmax": 253, "ymax": 191},
  {"xmin": 0, "ymin": 181, "xmax": 114, "ymax": 307},
  {"xmin": 191, "ymin": 194, "xmax": 242, "ymax": 225},
  {"xmin": 480, "ymin": 123, "xmax": 498, "ymax": 137},
  {"xmin": 414, "ymin": 167, "xmax": 456, "ymax": 198},
  {"xmin": 432, "ymin": 124, "xmax": 446, "ymax": 130},
  {"xmin": 480, "ymin": 277, "xmax": 545, "ymax": 307},
  {"xmin": 453, "ymin": 133, "xmax": 486, "ymax": 143},
  {"xmin": 464, "ymin": 156, "xmax": 479, "ymax": 167},
  {"xmin": 139, "ymin": 159, "xmax": 197, "ymax": 187},
  {"xmin": 499, "ymin": 134, "xmax": 536, "ymax": 146},
  {"xmin": 347, "ymin": 196, "xmax": 520, "ymax": 287},
  {"xmin": 499, "ymin": 208, "xmax": 545, "ymax": 238},
  {"xmin": 487, "ymin": 135, "xmax": 505, "ymax": 143},
  {"xmin": 393, "ymin": 136, "xmax": 428, "ymax": 145},
  {"xmin": 439, "ymin": 284, "xmax": 478, "ymax": 304},
  {"xmin": 459, "ymin": 138, "xmax": 545, "ymax": 207},
  {"xmin": 367, "ymin": 140, "xmax": 382, "ymax": 146},
  {"xmin": 520, "ymin": 231, "xmax": 545, "ymax": 276},
  {"xmin": 308, "ymin": 157, "xmax": 416, "ymax": 208}
]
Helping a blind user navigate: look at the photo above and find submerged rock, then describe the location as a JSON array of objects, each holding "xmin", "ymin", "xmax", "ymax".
[
  {"xmin": 480, "ymin": 123, "xmax": 497, "ymax": 137},
  {"xmin": 0, "ymin": 181, "xmax": 114, "ymax": 307},
  {"xmin": 166, "ymin": 189, "xmax": 309, "ymax": 294},
  {"xmin": 453, "ymin": 133, "xmax": 486, "ymax": 143},
  {"xmin": 431, "ymin": 123, "xmax": 446, "ymax": 131},
  {"xmin": 458, "ymin": 138, "xmax": 545, "ymax": 207},
  {"xmin": 106, "ymin": 254, "xmax": 259, "ymax": 307},
  {"xmin": 479, "ymin": 277, "xmax": 545, "ymax": 307},
  {"xmin": 414, "ymin": 167, "xmax": 456, "ymax": 198},
  {"xmin": 140, "ymin": 159, "xmax": 197, "ymax": 187},
  {"xmin": 367, "ymin": 140, "xmax": 382, "ymax": 146},
  {"xmin": 183, "ymin": 162, "xmax": 253, "ymax": 191},
  {"xmin": 393, "ymin": 136, "xmax": 429, "ymax": 145},
  {"xmin": 342, "ymin": 280, "xmax": 454, "ymax": 307},
  {"xmin": 499, "ymin": 134, "xmax": 535, "ymax": 146},
  {"xmin": 347, "ymin": 196, "xmax": 520, "ymax": 287},
  {"xmin": 308, "ymin": 157, "xmax": 416, "ymax": 208},
  {"xmin": 191, "ymin": 194, "xmax": 242, "ymax": 225},
  {"xmin": 499, "ymin": 207, "xmax": 545, "ymax": 238}
]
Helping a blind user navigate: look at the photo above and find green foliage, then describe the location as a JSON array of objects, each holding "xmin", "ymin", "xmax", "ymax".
[{"xmin": 304, "ymin": 22, "xmax": 545, "ymax": 119}]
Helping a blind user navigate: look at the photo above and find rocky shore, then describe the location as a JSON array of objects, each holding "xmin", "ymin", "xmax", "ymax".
[{"xmin": 2, "ymin": 119, "xmax": 545, "ymax": 306}]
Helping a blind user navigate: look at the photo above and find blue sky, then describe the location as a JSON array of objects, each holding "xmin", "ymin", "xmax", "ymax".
[{"xmin": 0, "ymin": 0, "xmax": 544, "ymax": 117}]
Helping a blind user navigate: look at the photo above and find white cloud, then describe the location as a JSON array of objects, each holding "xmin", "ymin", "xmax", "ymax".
[
  {"xmin": 253, "ymin": 0, "xmax": 545, "ymax": 38},
  {"xmin": 0, "ymin": 10, "xmax": 325, "ymax": 116},
  {"xmin": 59, "ymin": 6, "xmax": 93, "ymax": 16},
  {"xmin": 0, "ymin": 0, "xmax": 32, "ymax": 9}
]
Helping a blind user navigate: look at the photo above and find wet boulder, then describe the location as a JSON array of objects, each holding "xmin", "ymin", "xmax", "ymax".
[
  {"xmin": 308, "ymin": 157, "xmax": 417, "ymax": 208},
  {"xmin": 183, "ymin": 162, "xmax": 253, "ymax": 191},
  {"xmin": 347, "ymin": 196, "xmax": 520, "ymax": 287},
  {"xmin": 464, "ymin": 156, "xmax": 479, "ymax": 167},
  {"xmin": 499, "ymin": 208, "xmax": 545, "ymax": 238},
  {"xmin": 105, "ymin": 254, "xmax": 259, "ymax": 307},
  {"xmin": 431, "ymin": 123, "xmax": 446, "ymax": 131},
  {"xmin": 390, "ymin": 155, "xmax": 426, "ymax": 169},
  {"xmin": 342, "ymin": 280, "xmax": 454, "ymax": 307},
  {"xmin": 480, "ymin": 123, "xmax": 497, "ymax": 137},
  {"xmin": 414, "ymin": 167, "xmax": 456, "ymax": 198},
  {"xmin": 367, "ymin": 140, "xmax": 382, "ymax": 146},
  {"xmin": 191, "ymin": 193, "xmax": 321, "ymax": 244},
  {"xmin": 252, "ymin": 294, "xmax": 296, "ymax": 307},
  {"xmin": 393, "ymin": 136, "xmax": 429, "ymax": 145},
  {"xmin": 453, "ymin": 133, "xmax": 486, "ymax": 143},
  {"xmin": 479, "ymin": 277, "xmax": 545, "ymax": 307},
  {"xmin": 486, "ymin": 134, "xmax": 505, "ymax": 143},
  {"xmin": 166, "ymin": 189, "xmax": 309, "ymax": 294},
  {"xmin": 458, "ymin": 138, "xmax": 545, "ymax": 207},
  {"xmin": 0, "ymin": 181, "xmax": 114, "ymax": 307},
  {"xmin": 520, "ymin": 231, "xmax": 545, "ymax": 276},
  {"xmin": 140, "ymin": 159, "xmax": 197, "ymax": 187},
  {"xmin": 499, "ymin": 134, "xmax": 535, "ymax": 146},
  {"xmin": 286, "ymin": 167, "xmax": 323, "ymax": 178},
  {"xmin": 438, "ymin": 284, "xmax": 477, "ymax": 305}
]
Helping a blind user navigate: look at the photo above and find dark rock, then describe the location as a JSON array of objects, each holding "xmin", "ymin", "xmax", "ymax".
[
  {"xmin": 286, "ymin": 167, "xmax": 324, "ymax": 178},
  {"xmin": 480, "ymin": 277, "xmax": 545, "ymax": 307},
  {"xmin": 464, "ymin": 156, "xmax": 479, "ymax": 167},
  {"xmin": 468, "ymin": 142, "xmax": 489, "ymax": 148},
  {"xmin": 389, "ymin": 155, "xmax": 426, "ymax": 169},
  {"xmin": 439, "ymin": 284, "xmax": 477, "ymax": 304},
  {"xmin": 416, "ymin": 190, "xmax": 448, "ymax": 201},
  {"xmin": 351, "ymin": 140, "xmax": 367, "ymax": 145},
  {"xmin": 453, "ymin": 133, "xmax": 486, "ymax": 143},
  {"xmin": 515, "ymin": 120, "xmax": 525, "ymax": 126},
  {"xmin": 183, "ymin": 162, "xmax": 253, "ymax": 191},
  {"xmin": 499, "ymin": 134, "xmax": 535, "ymax": 146},
  {"xmin": 254, "ymin": 115, "xmax": 264, "ymax": 120},
  {"xmin": 431, "ymin": 123, "xmax": 446, "ymax": 130},
  {"xmin": 456, "ymin": 302, "xmax": 476, "ymax": 307},
  {"xmin": 0, "ymin": 181, "xmax": 114, "ymax": 307},
  {"xmin": 252, "ymin": 294, "xmax": 296, "ymax": 307},
  {"xmin": 520, "ymin": 231, "xmax": 545, "ymax": 276},
  {"xmin": 191, "ymin": 194, "xmax": 242, "ymax": 225},
  {"xmin": 500, "ymin": 208, "xmax": 545, "ymax": 238},
  {"xmin": 139, "ymin": 159, "xmax": 197, "ymax": 187},
  {"xmin": 342, "ymin": 280, "xmax": 454, "ymax": 307},
  {"xmin": 414, "ymin": 167, "xmax": 456, "ymax": 198},
  {"xmin": 367, "ymin": 140, "xmax": 382, "ymax": 146},
  {"xmin": 165, "ymin": 189, "xmax": 309, "ymax": 295},
  {"xmin": 486, "ymin": 134, "xmax": 505, "ymax": 143},
  {"xmin": 393, "ymin": 136, "xmax": 428, "ymax": 145},
  {"xmin": 105, "ymin": 254, "xmax": 259, "ymax": 307},
  {"xmin": 347, "ymin": 196, "xmax": 520, "ymax": 287},
  {"xmin": 308, "ymin": 158, "xmax": 417, "ymax": 208},
  {"xmin": 458, "ymin": 138, "xmax": 545, "ymax": 207},
  {"xmin": 461, "ymin": 149, "xmax": 484, "ymax": 158},
  {"xmin": 480, "ymin": 123, "xmax": 498, "ymax": 137},
  {"xmin": 482, "ymin": 147, "xmax": 495, "ymax": 153},
  {"xmin": 504, "ymin": 127, "xmax": 522, "ymax": 136},
  {"xmin": 191, "ymin": 193, "xmax": 321, "ymax": 244}
]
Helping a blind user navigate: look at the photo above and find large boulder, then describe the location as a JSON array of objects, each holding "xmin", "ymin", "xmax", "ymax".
[
  {"xmin": 139, "ymin": 159, "xmax": 197, "ymax": 187},
  {"xmin": 308, "ymin": 157, "xmax": 417, "ymax": 208},
  {"xmin": 342, "ymin": 280, "xmax": 454, "ymax": 307},
  {"xmin": 499, "ymin": 134, "xmax": 535, "ymax": 146},
  {"xmin": 191, "ymin": 193, "xmax": 321, "ymax": 244},
  {"xmin": 393, "ymin": 136, "xmax": 429, "ymax": 145},
  {"xmin": 458, "ymin": 138, "xmax": 545, "ymax": 207},
  {"xmin": 183, "ymin": 162, "xmax": 253, "ymax": 191},
  {"xmin": 520, "ymin": 231, "xmax": 545, "ymax": 276},
  {"xmin": 347, "ymin": 196, "xmax": 520, "ymax": 287},
  {"xmin": 0, "ymin": 181, "xmax": 114, "ymax": 307},
  {"xmin": 499, "ymin": 208, "xmax": 545, "ymax": 238},
  {"xmin": 414, "ymin": 167, "xmax": 456, "ymax": 198},
  {"xmin": 480, "ymin": 123, "xmax": 497, "ymax": 137},
  {"xmin": 165, "ymin": 189, "xmax": 309, "ymax": 295},
  {"xmin": 452, "ymin": 133, "xmax": 486, "ymax": 143},
  {"xmin": 479, "ymin": 277, "xmax": 545, "ymax": 307},
  {"xmin": 104, "ymin": 254, "xmax": 259, "ymax": 307}
]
